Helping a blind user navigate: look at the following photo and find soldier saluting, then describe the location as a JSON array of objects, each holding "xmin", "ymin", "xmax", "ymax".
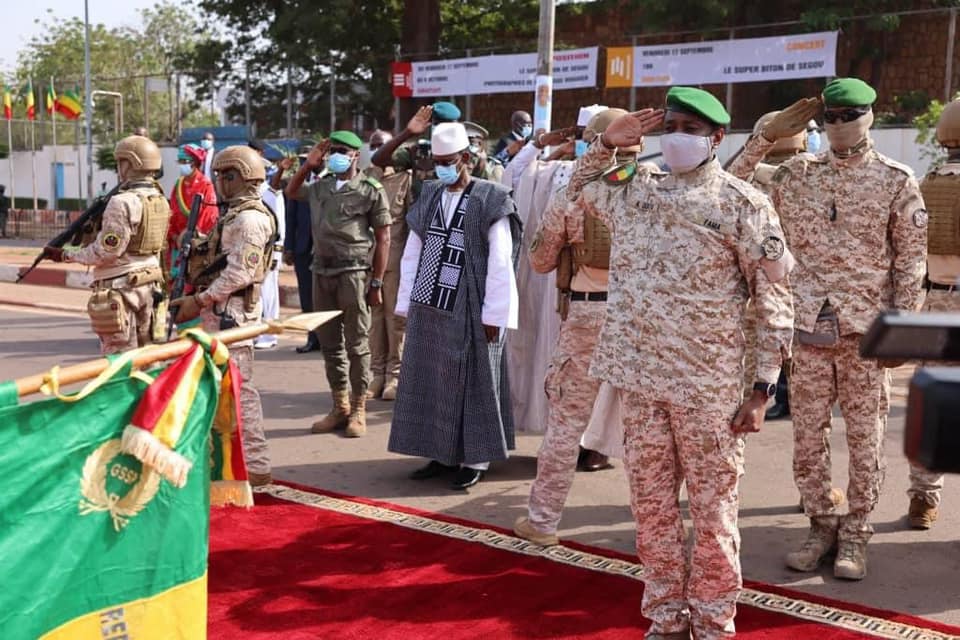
[
  {"xmin": 47, "ymin": 135, "xmax": 171, "ymax": 355},
  {"xmin": 172, "ymin": 145, "xmax": 278, "ymax": 487}
]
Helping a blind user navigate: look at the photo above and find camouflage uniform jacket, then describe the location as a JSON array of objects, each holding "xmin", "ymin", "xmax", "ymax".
[
  {"xmin": 566, "ymin": 140, "xmax": 794, "ymax": 406},
  {"xmin": 730, "ymin": 135, "xmax": 927, "ymax": 334},
  {"xmin": 528, "ymin": 186, "xmax": 583, "ymax": 274}
]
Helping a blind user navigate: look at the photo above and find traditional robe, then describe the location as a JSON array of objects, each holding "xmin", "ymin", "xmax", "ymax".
[{"xmin": 390, "ymin": 179, "xmax": 521, "ymax": 465}]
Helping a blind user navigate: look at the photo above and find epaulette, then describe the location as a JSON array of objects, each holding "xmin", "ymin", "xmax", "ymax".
[
  {"xmin": 726, "ymin": 174, "xmax": 770, "ymax": 211},
  {"xmin": 876, "ymin": 154, "xmax": 915, "ymax": 178},
  {"xmin": 601, "ymin": 162, "xmax": 636, "ymax": 186},
  {"xmin": 363, "ymin": 176, "xmax": 384, "ymax": 190}
]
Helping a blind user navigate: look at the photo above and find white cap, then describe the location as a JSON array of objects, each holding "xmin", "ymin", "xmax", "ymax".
[
  {"xmin": 577, "ymin": 104, "xmax": 608, "ymax": 127},
  {"xmin": 431, "ymin": 123, "xmax": 469, "ymax": 156}
]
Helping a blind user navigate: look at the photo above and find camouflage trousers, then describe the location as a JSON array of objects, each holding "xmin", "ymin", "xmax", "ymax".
[
  {"xmin": 369, "ymin": 267, "xmax": 405, "ymax": 380},
  {"xmin": 906, "ymin": 288, "xmax": 958, "ymax": 505},
  {"xmin": 91, "ymin": 282, "xmax": 158, "ymax": 355},
  {"xmin": 620, "ymin": 389, "xmax": 744, "ymax": 640},
  {"xmin": 526, "ymin": 301, "xmax": 605, "ymax": 534},
  {"xmin": 791, "ymin": 334, "xmax": 887, "ymax": 544},
  {"xmin": 313, "ymin": 270, "xmax": 372, "ymax": 397},
  {"xmin": 231, "ymin": 345, "xmax": 271, "ymax": 475}
]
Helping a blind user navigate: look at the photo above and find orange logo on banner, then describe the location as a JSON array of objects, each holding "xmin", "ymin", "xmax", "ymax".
[{"xmin": 606, "ymin": 47, "xmax": 634, "ymax": 88}]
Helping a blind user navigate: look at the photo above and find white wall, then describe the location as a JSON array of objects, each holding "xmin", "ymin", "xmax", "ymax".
[{"xmin": 0, "ymin": 144, "xmax": 180, "ymax": 207}]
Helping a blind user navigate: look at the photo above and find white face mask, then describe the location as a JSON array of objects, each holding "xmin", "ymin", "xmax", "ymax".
[
  {"xmin": 825, "ymin": 111, "xmax": 874, "ymax": 153},
  {"xmin": 660, "ymin": 132, "xmax": 714, "ymax": 174}
]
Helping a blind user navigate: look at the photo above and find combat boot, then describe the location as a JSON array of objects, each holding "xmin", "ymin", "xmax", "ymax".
[
  {"xmin": 311, "ymin": 390, "xmax": 351, "ymax": 433},
  {"xmin": 367, "ymin": 376, "xmax": 385, "ymax": 399},
  {"xmin": 834, "ymin": 540, "xmax": 867, "ymax": 580},
  {"xmin": 345, "ymin": 394, "xmax": 367, "ymax": 438},
  {"xmin": 381, "ymin": 376, "xmax": 399, "ymax": 401},
  {"xmin": 785, "ymin": 516, "xmax": 838, "ymax": 571},
  {"xmin": 908, "ymin": 497, "xmax": 939, "ymax": 530}
]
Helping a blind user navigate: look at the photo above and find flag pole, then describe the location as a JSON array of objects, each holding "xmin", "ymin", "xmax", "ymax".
[
  {"xmin": 29, "ymin": 75, "xmax": 37, "ymax": 211},
  {"xmin": 13, "ymin": 311, "xmax": 340, "ymax": 398},
  {"xmin": 50, "ymin": 77, "xmax": 57, "ymax": 162},
  {"xmin": 7, "ymin": 114, "xmax": 14, "ymax": 214}
]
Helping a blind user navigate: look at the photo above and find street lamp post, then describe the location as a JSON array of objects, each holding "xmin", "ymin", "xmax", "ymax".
[
  {"xmin": 91, "ymin": 91, "xmax": 124, "ymax": 136},
  {"xmin": 83, "ymin": 0, "xmax": 92, "ymax": 204}
]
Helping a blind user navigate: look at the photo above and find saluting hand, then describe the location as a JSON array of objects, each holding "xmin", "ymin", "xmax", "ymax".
[
  {"xmin": 600, "ymin": 108, "xmax": 665, "ymax": 149},
  {"xmin": 535, "ymin": 126, "xmax": 578, "ymax": 149},
  {"xmin": 406, "ymin": 105, "xmax": 433, "ymax": 136},
  {"xmin": 761, "ymin": 97, "xmax": 821, "ymax": 141},
  {"xmin": 306, "ymin": 140, "xmax": 330, "ymax": 169}
]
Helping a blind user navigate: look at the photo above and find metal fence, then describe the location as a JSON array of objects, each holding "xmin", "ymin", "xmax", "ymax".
[{"xmin": 4, "ymin": 209, "xmax": 82, "ymax": 241}]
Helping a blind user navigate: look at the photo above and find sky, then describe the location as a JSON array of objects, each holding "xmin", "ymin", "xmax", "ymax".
[{"xmin": 0, "ymin": 0, "xmax": 178, "ymax": 74}]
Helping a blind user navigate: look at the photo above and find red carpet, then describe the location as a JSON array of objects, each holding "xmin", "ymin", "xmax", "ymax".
[{"xmin": 208, "ymin": 483, "xmax": 960, "ymax": 639}]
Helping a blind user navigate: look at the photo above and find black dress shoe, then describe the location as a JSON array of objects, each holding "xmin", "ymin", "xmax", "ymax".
[
  {"xmin": 579, "ymin": 449, "xmax": 613, "ymax": 472},
  {"xmin": 296, "ymin": 338, "xmax": 320, "ymax": 354},
  {"xmin": 410, "ymin": 460, "xmax": 457, "ymax": 480},
  {"xmin": 765, "ymin": 402, "xmax": 790, "ymax": 420},
  {"xmin": 451, "ymin": 467, "xmax": 484, "ymax": 490}
]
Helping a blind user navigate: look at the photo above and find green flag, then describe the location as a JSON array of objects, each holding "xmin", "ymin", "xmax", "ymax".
[{"xmin": 0, "ymin": 331, "xmax": 249, "ymax": 640}]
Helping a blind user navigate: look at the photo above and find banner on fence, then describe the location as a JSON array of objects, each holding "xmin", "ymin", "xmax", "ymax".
[
  {"xmin": 392, "ymin": 47, "xmax": 598, "ymax": 98},
  {"xmin": 605, "ymin": 31, "xmax": 838, "ymax": 88}
]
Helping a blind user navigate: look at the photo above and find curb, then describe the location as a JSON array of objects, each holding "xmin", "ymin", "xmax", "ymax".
[{"xmin": 0, "ymin": 297, "xmax": 85, "ymax": 313}]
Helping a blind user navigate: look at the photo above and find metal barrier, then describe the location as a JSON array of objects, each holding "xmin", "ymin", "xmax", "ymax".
[{"xmin": 3, "ymin": 209, "xmax": 84, "ymax": 241}]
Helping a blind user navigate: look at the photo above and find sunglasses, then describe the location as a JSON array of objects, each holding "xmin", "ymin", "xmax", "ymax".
[
  {"xmin": 215, "ymin": 170, "xmax": 240, "ymax": 182},
  {"xmin": 432, "ymin": 157, "xmax": 461, "ymax": 167},
  {"xmin": 823, "ymin": 108, "xmax": 870, "ymax": 124}
]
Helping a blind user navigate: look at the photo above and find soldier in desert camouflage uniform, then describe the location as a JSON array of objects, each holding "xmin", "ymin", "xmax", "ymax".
[
  {"xmin": 906, "ymin": 96, "xmax": 960, "ymax": 530},
  {"xmin": 513, "ymin": 108, "xmax": 641, "ymax": 547},
  {"xmin": 567, "ymin": 88, "xmax": 794, "ymax": 640},
  {"xmin": 733, "ymin": 78, "xmax": 927, "ymax": 580},
  {"xmin": 173, "ymin": 145, "xmax": 278, "ymax": 487}
]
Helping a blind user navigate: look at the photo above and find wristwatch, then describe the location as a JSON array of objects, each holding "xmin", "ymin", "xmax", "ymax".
[
  {"xmin": 369, "ymin": 278, "xmax": 384, "ymax": 289},
  {"xmin": 753, "ymin": 381, "xmax": 776, "ymax": 398}
]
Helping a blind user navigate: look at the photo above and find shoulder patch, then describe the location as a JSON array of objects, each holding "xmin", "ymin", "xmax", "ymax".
[
  {"xmin": 876, "ymin": 153, "xmax": 915, "ymax": 178},
  {"xmin": 601, "ymin": 162, "xmax": 636, "ymax": 186},
  {"xmin": 363, "ymin": 176, "xmax": 384, "ymax": 190},
  {"xmin": 244, "ymin": 249, "xmax": 262, "ymax": 268},
  {"xmin": 101, "ymin": 232, "xmax": 121, "ymax": 249}
]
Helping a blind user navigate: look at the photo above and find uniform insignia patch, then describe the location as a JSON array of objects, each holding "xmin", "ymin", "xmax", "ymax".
[
  {"xmin": 102, "ymin": 232, "xmax": 121, "ymax": 249},
  {"xmin": 913, "ymin": 209, "xmax": 928, "ymax": 229},
  {"xmin": 602, "ymin": 163, "xmax": 637, "ymax": 185},
  {"xmin": 529, "ymin": 231, "xmax": 542, "ymax": 253},
  {"xmin": 761, "ymin": 236, "xmax": 785, "ymax": 261},
  {"xmin": 245, "ymin": 251, "xmax": 261, "ymax": 268}
]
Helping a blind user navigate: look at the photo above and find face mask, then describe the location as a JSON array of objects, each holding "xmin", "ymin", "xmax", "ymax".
[
  {"xmin": 575, "ymin": 140, "xmax": 589, "ymax": 158},
  {"xmin": 435, "ymin": 162, "xmax": 461, "ymax": 185},
  {"xmin": 824, "ymin": 111, "xmax": 873, "ymax": 153},
  {"xmin": 326, "ymin": 152, "xmax": 353, "ymax": 174},
  {"xmin": 660, "ymin": 132, "xmax": 714, "ymax": 174},
  {"xmin": 469, "ymin": 144, "xmax": 481, "ymax": 155},
  {"xmin": 520, "ymin": 125, "xmax": 533, "ymax": 138},
  {"xmin": 178, "ymin": 164, "xmax": 193, "ymax": 176},
  {"xmin": 200, "ymin": 139, "xmax": 213, "ymax": 150},
  {"xmin": 806, "ymin": 130, "xmax": 822, "ymax": 154}
]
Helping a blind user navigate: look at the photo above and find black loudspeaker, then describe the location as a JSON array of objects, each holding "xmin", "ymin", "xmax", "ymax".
[{"xmin": 861, "ymin": 311, "xmax": 960, "ymax": 474}]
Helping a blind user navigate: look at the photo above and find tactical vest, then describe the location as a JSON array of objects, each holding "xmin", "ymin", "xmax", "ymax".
[
  {"xmin": 80, "ymin": 180, "xmax": 169, "ymax": 254},
  {"xmin": 572, "ymin": 214, "xmax": 612, "ymax": 270},
  {"xmin": 187, "ymin": 199, "xmax": 278, "ymax": 290},
  {"xmin": 920, "ymin": 172, "xmax": 960, "ymax": 255}
]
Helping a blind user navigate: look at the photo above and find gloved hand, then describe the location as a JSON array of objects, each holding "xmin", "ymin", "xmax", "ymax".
[
  {"xmin": 761, "ymin": 97, "xmax": 821, "ymax": 141},
  {"xmin": 44, "ymin": 246, "xmax": 65, "ymax": 262},
  {"xmin": 171, "ymin": 295, "xmax": 201, "ymax": 323}
]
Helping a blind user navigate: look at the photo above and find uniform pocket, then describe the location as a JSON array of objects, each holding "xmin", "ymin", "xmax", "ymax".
[{"xmin": 543, "ymin": 357, "xmax": 571, "ymax": 401}]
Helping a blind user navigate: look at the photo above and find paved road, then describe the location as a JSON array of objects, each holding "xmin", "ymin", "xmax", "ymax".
[{"xmin": 1, "ymin": 296, "xmax": 957, "ymax": 626}]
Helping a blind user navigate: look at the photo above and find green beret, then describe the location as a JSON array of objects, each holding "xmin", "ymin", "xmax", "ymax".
[
  {"xmin": 822, "ymin": 78, "xmax": 876, "ymax": 107},
  {"xmin": 329, "ymin": 130, "xmax": 363, "ymax": 150},
  {"xmin": 432, "ymin": 101, "xmax": 461, "ymax": 122},
  {"xmin": 665, "ymin": 87, "xmax": 730, "ymax": 127}
]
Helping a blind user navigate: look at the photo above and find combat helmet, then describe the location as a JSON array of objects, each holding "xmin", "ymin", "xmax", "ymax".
[
  {"xmin": 212, "ymin": 145, "xmax": 266, "ymax": 181},
  {"xmin": 114, "ymin": 135, "xmax": 162, "ymax": 172},
  {"xmin": 936, "ymin": 99, "xmax": 960, "ymax": 148}
]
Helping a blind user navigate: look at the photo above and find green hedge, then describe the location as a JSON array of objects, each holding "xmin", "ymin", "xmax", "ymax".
[
  {"xmin": 56, "ymin": 198, "xmax": 87, "ymax": 211},
  {"xmin": 12, "ymin": 197, "xmax": 49, "ymax": 209}
]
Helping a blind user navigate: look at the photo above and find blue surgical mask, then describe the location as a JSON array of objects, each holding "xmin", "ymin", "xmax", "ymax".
[
  {"xmin": 326, "ymin": 152, "xmax": 353, "ymax": 174},
  {"xmin": 435, "ymin": 163, "xmax": 461, "ymax": 185},
  {"xmin": 178, "ymin": 164, "xmax": 193, "ymax": 176},
  {"xmin": 520, "ymin": 125, "xmax": 533, "ymax": 138},
  {"xmin": 575, "ymin": 140, "xmax": 589, "ymax": 158},
  {"xmin": 807, "ymin": 130, "xmax": 822, "ymax": 154},
  {"xmin": 200, "ymin": 139, "xmax": 213, "ymax": 150}
]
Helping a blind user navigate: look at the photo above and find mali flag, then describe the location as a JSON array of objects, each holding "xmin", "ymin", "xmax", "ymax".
[
  {"xmin": 46, "ymin": 84, "xmax": 56, "ymax": 115},
  {"xmin": 0, "ymin": 330, "xmax": 251, "ymax": 640},
  {"xmin": 3, "ymin": 87, "xmax": 11, "ymax": 120},
  {"xmin": 55, "ymin": 88, "xmax": 83, "ymax": 120},
  {"xmin": 23, "ymin": 80, "xmax": 35, "ymax": 120}
]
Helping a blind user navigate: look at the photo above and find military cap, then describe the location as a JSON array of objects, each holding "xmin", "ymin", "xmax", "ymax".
[
  {"xmin": 432, "ymin": 101, "xmax": 461, "ymax": 122},
  {"xmin": 822, "ymin": 78, "xmax": 877, "ymax": 107},
  {"xmin": 665, "ymin": 87, "xmax": 730, "ymax": 127},
  {"xmin": 329, "ymin": 130, "xmax": 363, "ymax": 150},
  {"xmin": 463, "ymin": 121, "xmax": 489, "ymax": 140}
]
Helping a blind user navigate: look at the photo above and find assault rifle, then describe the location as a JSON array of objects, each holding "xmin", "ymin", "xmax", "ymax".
[
  {"xmin": 166, "ymin": 193, "xmax": 204, "ymax": 339},
  {"xmin": 17, "ymin": 184, "xmax": 122, "ymax": 283}
]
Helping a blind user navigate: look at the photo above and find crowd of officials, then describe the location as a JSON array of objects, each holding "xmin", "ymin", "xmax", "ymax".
[{"xmin": 42, "ymin": 76, "xmax": 960, "ymax": 640}]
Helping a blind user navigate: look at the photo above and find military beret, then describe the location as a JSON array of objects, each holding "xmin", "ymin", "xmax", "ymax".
[
  {"xmin": 665, "ymin": 87, "xmax": 730, "ymax": 127},
  {"xmin": 432, "ymin": 101, "xmax": 461, "ymax": 122},
  {"xmin": 822, "ymin": 78, "xmax": 877, "ymax": 107},
  {"xmin": 329, "ymin": 130, "xmax": 363, "ymax": 150}
]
